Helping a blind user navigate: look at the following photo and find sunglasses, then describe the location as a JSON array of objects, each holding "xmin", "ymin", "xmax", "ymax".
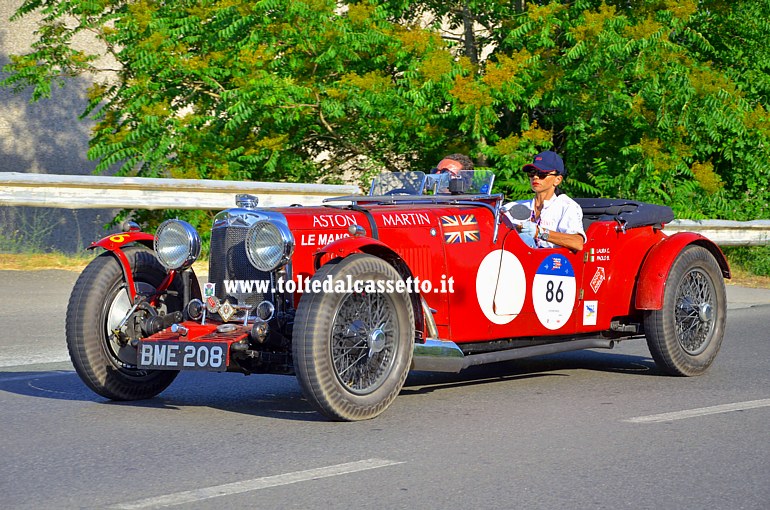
[
  {"xmin": 526, "ymin": 169, "xmax": 558, "ymax": 179},
  {"xmin": 432, "ymin": 167, "xmax": 460, "ymax": 174}
]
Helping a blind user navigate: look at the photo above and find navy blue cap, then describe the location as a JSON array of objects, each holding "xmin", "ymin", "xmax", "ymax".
[{"xmin": 523, "ymin": 151, "xmax": 565, "ymax": 176}]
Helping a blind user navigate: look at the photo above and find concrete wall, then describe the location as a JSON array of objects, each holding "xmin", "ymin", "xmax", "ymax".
[{"xmin": 0, "ymin": 1, "xmax": 118, "ymax": 252}]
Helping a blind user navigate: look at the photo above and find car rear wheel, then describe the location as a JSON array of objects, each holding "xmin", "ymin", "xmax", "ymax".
[
  {"xmin": 293, "ymin": 254, "xmax": 414, "ymax": 421},
  {"xmin": 644, "ymin": 245, "xmax": 726, "ymax": 376},
  {"xmin": 66, "ymin": 246, "xmax": 181, "ymax": 400}
]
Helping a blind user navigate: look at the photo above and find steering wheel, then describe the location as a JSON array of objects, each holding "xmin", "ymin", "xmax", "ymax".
[{"xmin": 384, "ymin": 188, "xmax": 411, "ymax": 196}]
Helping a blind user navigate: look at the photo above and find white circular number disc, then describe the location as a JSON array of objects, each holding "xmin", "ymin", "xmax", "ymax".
[
  {"xmin": 533, "ymin": 254, "xmax": 576, "ymax": 330},
  {"xmin": 476, "ymin": 249, "xmax": 526, "ymax": 325}
]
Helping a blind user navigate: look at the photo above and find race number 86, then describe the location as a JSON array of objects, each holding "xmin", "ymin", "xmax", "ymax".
[
  {"xmin": 545, "ymin": 280, "xmax": 564, "ymax": 302},
  {"xmin": 533, "ymin": 255, "xmax": 576, "ymax": 331}
]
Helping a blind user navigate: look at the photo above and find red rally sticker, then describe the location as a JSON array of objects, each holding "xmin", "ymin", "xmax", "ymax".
[{"xmin": 590, "ymin": 267, "xmax": 605, "ymax": 294}]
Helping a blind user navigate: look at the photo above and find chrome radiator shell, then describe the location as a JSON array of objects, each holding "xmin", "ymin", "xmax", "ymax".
[{"xmin": 208, "ymin": 208, "xmax": 291, "ymax": 308}]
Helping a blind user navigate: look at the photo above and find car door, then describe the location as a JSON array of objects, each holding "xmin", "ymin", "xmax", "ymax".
[{"xmin": 492, "ymin": 227, "xmax": 586, "ymax": 336}]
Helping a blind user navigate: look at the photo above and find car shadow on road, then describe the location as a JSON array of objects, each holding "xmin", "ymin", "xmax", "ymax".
[
  {"xmin": 403, "ymin": 349, "xmax": 659, "ymax": 395},
  {"xmin": 0, "ymin": 369, "xmax": 327, "ymax": 421},
  {"xmin": 109, "ymin": 372, "xmax": 328, "ymax": 421},
  {"xmin": 0, "ymin": 350, "xmax": 658, "ymax": 421},
  {"xmin": 0, "ymin": 370, "xmax": 94, "ymax": 399}
]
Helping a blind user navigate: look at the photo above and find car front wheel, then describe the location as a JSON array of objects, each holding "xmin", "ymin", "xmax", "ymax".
[
  {"xmin": 644, "ymin": 245, "xmax": 727, "ymax": 376},
  {"xmin": 293, "ymin": 254, "xmax": 414, "ymax": 421},
  {"xmin": 66, "ymin": 247, "xmax": 182, "ymax": 400}
]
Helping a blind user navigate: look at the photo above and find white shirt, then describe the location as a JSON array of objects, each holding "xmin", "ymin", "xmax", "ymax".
[{"xmin": 512, "ymin": 194, "xmax": 586, "ymax": 249}]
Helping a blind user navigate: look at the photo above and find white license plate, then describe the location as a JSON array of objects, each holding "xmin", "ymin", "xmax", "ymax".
[{"xmin": 137, "ymin": 341, "xmax": 228, "ymax": 371}]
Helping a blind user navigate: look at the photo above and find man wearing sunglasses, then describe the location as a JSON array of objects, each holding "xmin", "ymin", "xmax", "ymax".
[
  {"xmin": 430, "ymin": 153, "xmax": 474, "ymax": 194},
  {"xmin": 433, "ymin": 153, "xmax": 474, "ymax": 176},
  {"xmin": 504, "ymin": 150, "xmax": 585, "ymax": 251}
]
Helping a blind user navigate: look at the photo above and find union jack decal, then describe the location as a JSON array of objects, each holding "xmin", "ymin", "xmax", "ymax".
[{"xmin": 441, "ymin": 214, "xmax": 480, "ymax": 244}]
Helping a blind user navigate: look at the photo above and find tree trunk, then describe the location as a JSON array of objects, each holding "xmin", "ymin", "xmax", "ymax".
[{"xmin": 461, "ymin": 3, "xmax": 478, "ymax": 64}]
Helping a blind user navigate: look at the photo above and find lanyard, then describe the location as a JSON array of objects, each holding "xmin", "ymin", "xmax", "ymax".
[{"xmin": 530, "ymin": 203, "xmax": 547, "ymax": 247}]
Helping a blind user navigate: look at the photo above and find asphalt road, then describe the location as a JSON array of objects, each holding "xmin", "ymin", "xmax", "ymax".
[{"xmin": 1, "ymin": 270, "xmax": 769, "ymax": 510}]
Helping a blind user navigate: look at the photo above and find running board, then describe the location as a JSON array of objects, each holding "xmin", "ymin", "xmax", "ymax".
[{"xmin": 411, "ymin": 338, "xmax": 616, "ymax": 373}]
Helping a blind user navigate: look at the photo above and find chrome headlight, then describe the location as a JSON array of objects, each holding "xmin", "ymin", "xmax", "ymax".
[
  {"xmin": 245, "ymin": 221, "xmax": 294, "ymax": 272},
  {"xmin": 154, "ymin": 220, "xmax": 201, "ymax": 271}
]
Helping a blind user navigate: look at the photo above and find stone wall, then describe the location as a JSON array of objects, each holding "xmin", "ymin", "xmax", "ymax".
[{"xmin": 0, "ymin": 1, "xmax": 119, "ymax": 253}]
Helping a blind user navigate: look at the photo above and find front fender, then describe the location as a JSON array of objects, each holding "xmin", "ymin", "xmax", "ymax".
[
  {"xmin": 88, "ymin": 231, "xmax": 202, "ymax": 305},
  {"xmin": 635, "ymin": 232, "xmax": 730, "ymax": 310},
  {"xmin": 88, "ymin": 231, "xmax": 155, "ymax": 252},
  {"xmin": 313, "ymin": 236, "xmax": 426, "ymax": 342},
  {"xmin": 313, "ymin": 236, "xmax": 390, "ymax": 269},
  {"xmin": 88, "ymin": 231, "xmax": 156, "ymax": 302},
  {"xmin": 314, "ymin": 236, "xmax": 414, "ymax": 286}
]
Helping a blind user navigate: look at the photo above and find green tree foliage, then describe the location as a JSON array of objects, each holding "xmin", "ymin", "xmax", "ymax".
[
  {"xmin": 4, "ymin": 0, "xmax": 472, "ymax": 231},
  {"xmin": 376, "ymin": 0, "xmax": 770, "ymax": 219},
  {"xmin": 4, "ymin": 1, "xmax": 462, "ymax": 179},
  {"xmin": 4, "ymin": 0, "xmax": 770, "ymax": 226}
]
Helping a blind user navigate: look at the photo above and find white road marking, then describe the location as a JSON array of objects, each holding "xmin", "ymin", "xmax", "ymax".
[
  {"xmin": 0, "ymin": 353, "xmax": 70, "ymax": 368},
  {"xmin": 108, "ymin": 458, "xmax": 404, "ymax": 509},
  {"xmin": 0, "ymin": 371, "xmax": 75, "ymax": 382},
  {"xmin": 623, "ymin": 399, "xmax": 770, "ymax": 424}
]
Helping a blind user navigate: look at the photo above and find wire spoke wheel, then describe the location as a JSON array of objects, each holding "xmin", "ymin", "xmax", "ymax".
[
  {"xmin": 674, "ymin": 268, "xmax": 716, "ymax": 356},
  {"xmin": 293, "ymin": 254, "xmax": 414, "ymax": 421},
  {"xmin": 331, "ymin": 292, "xmax": 398, "ymax": 395},
  {"xmin": 644, "ymin": 246, "xmax": 726, "ymax": 376}
]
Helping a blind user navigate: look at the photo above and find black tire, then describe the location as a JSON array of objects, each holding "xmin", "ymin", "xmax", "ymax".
[
  {"xmin": 66, "ymin": 246, "xmax": 181, "ymax": 400},
  {"xmin": 644, "ymin": 245, "xmax": 727, "ymax": 376},
  {"xmin": 293, "ymin": 254, "xmax": 414, "ymax": 421}
]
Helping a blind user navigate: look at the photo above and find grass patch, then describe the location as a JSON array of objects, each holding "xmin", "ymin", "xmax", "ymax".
[
  {"xmin": 720, "ymin": 245, "xmax": 770, "ymax": 288},
  {"xmin": 0, "ymin": 251, "xmax": 210, "ymax": 275},
  {"xmin": 726, "ymin": 267, "xmax": 770, "ymax": 288},
  {"xmin": 722, "ymin": 246, "xmax": 770, "ymax": 277},
  {"xmin": 0, "ymin": 252, "xmax": 96, "ymax": 271}
]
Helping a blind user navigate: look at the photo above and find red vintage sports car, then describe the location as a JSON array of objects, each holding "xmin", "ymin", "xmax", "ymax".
[{"xmin": 66, "ymin": 171, "xmax": 729, "ymax": 420}]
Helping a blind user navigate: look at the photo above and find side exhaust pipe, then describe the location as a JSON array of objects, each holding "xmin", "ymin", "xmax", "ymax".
[{"xmin": 412, "ymin": 338, "xmax": 616, "ymax": 373}]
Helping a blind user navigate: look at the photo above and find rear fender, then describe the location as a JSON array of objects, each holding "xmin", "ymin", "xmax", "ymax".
[
  {"xmin": 635, "ymin": 232, "xmax": 730, "ymax": 310},
  {"xmin": 314, "ymin": 236, "xmax": 425, "ymax": 341}
]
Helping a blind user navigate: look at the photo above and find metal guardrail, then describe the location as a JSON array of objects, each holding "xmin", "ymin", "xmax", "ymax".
[
  {"xmin": 666, "ymin": 220, "xmax": 770, "ymax": 246},
  {"xmin": 1, "ymin": 172, "xmax": 767, "ymax": 245},
  {"xmin": 0, "ymin": 172, "xmax": 360, "ymax": 210}
]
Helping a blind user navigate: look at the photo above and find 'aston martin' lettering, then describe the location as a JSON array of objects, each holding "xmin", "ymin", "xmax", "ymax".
[
  {"xmin": 381, "ymin": 212, "xmax": 431, "ymax": 227},
  {"xmin": 312, "ymin": 215, "xmax": 357, "ymax": 228}
]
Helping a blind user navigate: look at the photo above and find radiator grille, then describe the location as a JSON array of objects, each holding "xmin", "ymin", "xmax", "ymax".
[{"xmin": 209, "ymin": 226, "xmax": 273, "ymax": 307}]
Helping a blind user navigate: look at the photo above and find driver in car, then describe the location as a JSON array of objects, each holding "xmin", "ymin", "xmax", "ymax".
[
  {"xmin": 433, "ymin": 153, "xmax": 474, "ymax": 176},
  {"xmin": 430, "ymin": 153, "xmax": 474, "ymax": 194},
  {"xmin": 503, "ymin": 151, "xmax": 586, "ymax": 251}
]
